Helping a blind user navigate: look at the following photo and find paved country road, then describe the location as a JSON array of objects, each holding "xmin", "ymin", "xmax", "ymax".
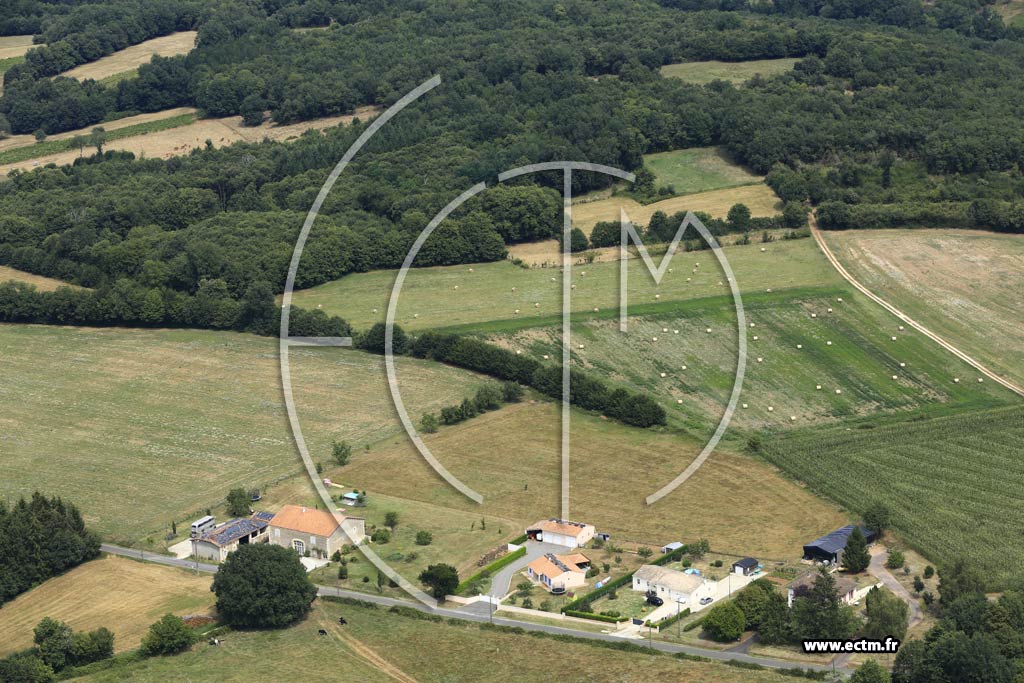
[
  {"xmin": 99, "ymin": 543, "xmax": 847, "ymax": 675},
  {"xmin": 810, "ymin": 213, "xmax": 1024, "ymax": 398}
]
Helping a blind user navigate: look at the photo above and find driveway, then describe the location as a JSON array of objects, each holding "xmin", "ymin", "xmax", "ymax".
[
  {"xmin": 488, "ymin": 541, "xmax": 568, "ymax": 599},
  {"xmin": 868, "ymin": 546, "xmax": 923, "ymax": 628}
]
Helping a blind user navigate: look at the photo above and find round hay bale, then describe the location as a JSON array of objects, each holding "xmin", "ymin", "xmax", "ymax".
[
  {"xmin": 811, "ymin": 313, "xmax": 817, "ymax": 318},
  {"xmin": 659, "ymin": 372, "xmax": 666, "ymax": 378},
  {"xmin": 978, "ymin": 378, "xmax": 984, "ymax": 383},
  {"xmin": 753, "ymin": 335, "xmax": 759, "ymax": 341},
  {"xmin": 750, "ymin": 322, "xmax": 756, "ymax": 328},
  {"xmin": 681, "ymin": 365, "xmax": 687, "ymax": 370},
  {"xmin": 655, "ymin": 294, "xmax": 661, "ymax": 300},
  {"xmin": 892, "ymin": 375, "xmax": 898, "ymax": 380},
  {"xmin": 662, "ymin": 328, "xmax": 669, "ymax": 333},
  {"xmin": 790, "ymin": 416, "xmax": 796, "ymax": 421},
  {"xmin": 767, "ymin": 406, "xmax": 774, "ymax": 412},
  {"xmin": 826, "ymin": 341, "xmax": 832, "ymax": 346},
  {"xmin": 578, "ymin": 344, "xmax": 585, "ymax": 349},
  {"xmin": 797, "ymin": 344, "xmax": 802, "ymax": 349},
  {"xmin": 653, "ymin": 337, "xmax": 659, "ymax": 342},
  {"xmin": 891, "ymin": 336, "xmax": 897, "ymax": 341},
  {"xmin": 835, "ymin": 389, "xmax": 842, "ymax": 394},
  {"xmin": 742, "ymin": 403, "xmax": 748, "ymax": 408},
  {"xmin": 900, "ymin": 362, "xmax": 905, "ymax": 367},
  {"xmin": 954, "ymin": 378, "xmax": 960, "ymax": 383},
  {"xmin": 706, "ymin": 328, "xmax": 712, "ymax": 333},
  {"xmin": 816, "ymin": 385, "xmax": 822, "ymax": 390},
  {"xmin": 673, "ymin": 329, "xmax": 679, "ymax": 334},
  {"xmin": 677, "ymin": 399, "xmax": 683, "ymax": 404},
  {"xmin": 757, "ymin": 357, "xmax": 763, "ymax": 363}
]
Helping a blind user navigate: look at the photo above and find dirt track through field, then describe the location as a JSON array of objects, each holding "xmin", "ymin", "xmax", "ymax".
[
  {"xmin": 322, "ymin": 620, "xmax": 421, "ymax": 683},
  {"xmin": 810, "ymin": 213, "xmax": 1024, "ymax": 397}
]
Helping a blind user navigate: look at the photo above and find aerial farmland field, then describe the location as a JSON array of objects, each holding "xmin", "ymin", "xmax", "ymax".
[
  {"xmin": 660, "ymin": 58, "xmax": 800, "ymax": 85},
  {"xmin": 59, "ymin": 32, "xmax": 198, "ymax": 82},
  {"xmin": 643, "ymin": 147, "xmax": 763, "ymax": 195},
  {"xmin": 822, "ymin": 229, "xmax": 1024, "ymax": 388},
  {"xmin": 0, "ymin": 324, "xmax": 492, "ymax": 544}
]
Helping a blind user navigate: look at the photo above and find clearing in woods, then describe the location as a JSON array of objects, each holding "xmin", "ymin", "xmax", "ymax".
[
  {"xmin": 0, "ymin": 36, "xmax": 36, "ymax": 95},
  {"xmin": 993, "ymin": 0, "xmax": 1024, "ymax": 26},
  {"xmin": 762, "ymin": 405, "xmax": 1024, "ymax": 587},
  {"xmin": 0, "ymin": 555, "xmax": 214, "ymax": 657},
  {"xmin": 60, "ymin": 31, "xmax": 198, "ymax": 82},
  {"xmin": 644, "ymin": 147, "xmax": 763, "ymax": 195},
  {"xmin": 0, "ymin": 325, "xmax": 493, "ymax": 544},
  {"xmin": 0, "ymin": 105, "xmax": 382, "ymax": 175},
  {"xmin": 821, "ymin": 229, "xmax": 1024, "ymax": 388},
  {"xmin": 0, "ymin": 265, "xmax": 80, "ymax": 291},
  {"xmin": 660, "ymin": 58, "xmax": 800, "ymax": 85},
  {"xmin": 287, "ymin": 235, "xmax": 832, "ymax": 331},
  {"xmin": 71, "ymin": 599, "xmax": 807, "ymax": 683},
  {"xmin": 570, "ymin": 183, "xmax": 782, "ymax": 231},
  {"xmin": 340, "ymin": 400, "xmax": 850, "ymax": 561}
]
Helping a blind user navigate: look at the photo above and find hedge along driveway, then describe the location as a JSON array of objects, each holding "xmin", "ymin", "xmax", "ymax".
[{"xmin": 486, "ymin": 542, "xmax": 566, "ymax": 599}]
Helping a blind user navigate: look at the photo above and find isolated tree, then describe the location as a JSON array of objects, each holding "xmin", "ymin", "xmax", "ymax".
[
  {"xmin": 225, "ymin": 487, "xmax": 250, "ymax": 517},
  {"xmin": 637, "ymin": 546, "xmax": 653, "ymax": 559},
  {"xmin": 141, "ymin": 614, "xmax": 196, "ymax": 656},
  {"xmin": 727, "ymin": 203, "xmax": 752, "ymax": 231},
  {"xmin": 212, "ymin": 544, "xmax": 317, "ymax": 628},
  {"xmin": 887, "ymin": 550, "xmax": 905, "ymax": 570},
  {"xmin": 89, "ymin": 127, "xmax": 106, "ymax": 155},
  {"xmin": 415, "ymin": 530, "xmax": 433, "ymax": 546},
  {"xmin": 500, "ymin": 381, "xmax": 523, "ymax": 403},
  {"xmin": 850, "ymin": 659, "xmax": 891, "ymax": 683},
  {"xmin": 863, "ymin": 503, "xmax": 892, "ymax": 535},
  {"xmin": 33, "ymin": 129, "xmax": 47, "ymax": 143},
  {"xmin": 702, "ymin": 602, "xmax": 745, "ymax": 642},
  {"xmin": 418, "ymin": 413, "xmax": 439, "ymax": 433},
  {"xmin": 384, "ymin": 511, "xmax": 399, "ymax": 529},
  {"xmin": 418, "ymin": 564, "xmax": 459, "ymax": 600},
  {"xmin": 734, "ymin": 579, "xmax": 778, "ymax": 630},
  {"xmin": 863, "ymin": 587, "xmax": 909, "ymax": 641},
  {"xmin": 843, "ymin": 527, "xmax": 871, "ymax": 573},
  {"xmin": 790, "ymin": 568, "xmax": 858, "ymax": 641},
  {"xmin": 331, "ymin": 441, "xmax": 352, "ymax": 466}
]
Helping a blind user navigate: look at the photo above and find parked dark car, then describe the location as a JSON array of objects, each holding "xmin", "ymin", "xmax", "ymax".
[{"xmin": 646, "ymin": 595, "xmax": 664, "ymax": 606}]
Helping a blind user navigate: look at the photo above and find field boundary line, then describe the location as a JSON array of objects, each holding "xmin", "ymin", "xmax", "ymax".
[{"xmin": 809, "ymin": 213, "xmax": 1024, "ymax": 398}]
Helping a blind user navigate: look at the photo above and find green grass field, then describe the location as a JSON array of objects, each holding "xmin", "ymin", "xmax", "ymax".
[
  {"xmin": 72, "ymin": 600, "xmax": 803, "ymax": 683},
  {"xmin": 0, "ymin": 112, "xmax": 197, "ymax": 165},
  {"xmin": 823, "ymin": 229, "xmax": 1024, "ymax": 389},
  {"xmin": 0, "ymin": 55, "xmax": 24, "ymax": 74},
  {"xmin": 0, "ymin": 325, "xmax": 492, "ymax": 545},
  {"xmin": 484, "ymin": 287, "xmax": 1015, "ymax": 434},
  {"xmin": 761, "ymin": 405, "xmax": 1024, "ymax": 587},
  {"xmin": 643, "ymin": 147, "xmax": 762, "ymax": 195},
  {"xmin": 287, "ymin": 237, "xmax": 835, "ymax": 331},
  {"xmin": 660, "ymin": 58, "xmax": 799, "ymax": 85}
]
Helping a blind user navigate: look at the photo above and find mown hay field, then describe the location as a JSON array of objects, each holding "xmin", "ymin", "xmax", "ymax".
[
  {"xmin": 60, "ymin": 32, "xmax": 197, "ymax": 81},
  {"xmin": 288, "ymin": 236, "xmax": 835, "ymax": 331},
  {"xmin": 571, "ymin": 183, "xmax": 782, "ymax": 230},
  {"xmin": 761, "ymin": 405, "xmax": 1024, "ymax": 587},
  {"xmin": 340, "ymin": 400, "xmax": 849, "ymax": 562},
  {"xmin": 485, "ymin": 287, "xmax": 1015, "ymax": 434},
  {"xmin": 660, "ymin": 58, "xmax": 800, "ymax": 85},
  {"xmin": 73, "ymin": 596, "xmax": 811, "ymax": 683},
  {"xmin": 0, "ymin": 556, "xmax": 213, "ymax": 657},
  {"xmin": 823, "ymin": 228, "xmax": 1024, "ymax": 388},
  {"xmin": 0, "ymin": 325, "xmax": 492, "ymax": 544},
  {"xmin": 0, "ymin": 265, "xmax": 81, "ymax": 291}
]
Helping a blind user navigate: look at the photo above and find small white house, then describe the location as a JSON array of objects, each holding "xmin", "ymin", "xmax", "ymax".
[
  {"xmin": 660, "ymin": 542, "xmax": 684, "ymax": 554},
  {"xmin": 526, "ymin": 553, "xmax": 591, "ymax": 594},
  {"xmin": 632, "ymin": 565, "xmax": 714, "ymax": 607},
  {"xmin": 525, "ymin": 519, "xmax": 596, "ymax": 548}
]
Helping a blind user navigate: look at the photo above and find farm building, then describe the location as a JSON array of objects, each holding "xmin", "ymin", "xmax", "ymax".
[
  {"xmin": 787, "ymin": 571, "xmax": 858, "ymax": 608},
  {"xmin": 732, "ymin": 557, "xmax": 759, "ymax": 576},
  {"xmin": 525, "ymin": 519, "xmax": 596, "ymax": 548},
  {"xmin": 191, "ymin": 511, "xmax": 274, "ymax": 562},
  {"xmin": 268, "ymin": 505, "xmax": 365, "ymax": 559},
  {"xmin": 632, "ymin": 565, "xmax": 714, "ymax": 607},
  {"xmin": 526, "ymin": 553, "xmax": 591, "ymax": 594},
  {"xmin": 660, "ymin": 542, "xmax": 685, "ymax": 554},
  {"xmin": 802, "ymin": 525, "xmax": 878, "ymax": 564},
  {"xmin": 340, "ymin": 491, "xmax": 365, "ymax": 507}
]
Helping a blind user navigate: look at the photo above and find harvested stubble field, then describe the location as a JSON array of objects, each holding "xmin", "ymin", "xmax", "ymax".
[
  {"xmin": 822, "ymin": 228, "xmax": 1024, "ymax": 388},
  {"xmin": 0, "ymin": 265, "xmax": 80, "ymax": 291},
  {"xmin": 288, "ymin": 236, "xmax": 834, "ymax": 331},
  {"xmin": 60, "ymin": 32, "xmax": 197, "ymax": 82},
  {"xmin": 571, "ymin": 183, "xmax": 782, "ymax": 230},
  {"xmin": 660, "ymin": 58, "xmax": 800, "ymax": 85},
  {"xmin": 0, "ymin": 105, "xmax": 381, "ymax": 175},
  {"xmin": 761, "ymin": 405, "xmax": 1024, "ymax": 587},
  {"xmin": 485, "ymin": 287, "xmax": 1015, "ymax": 434},
  {"xmin": 73, "ymin": 601, "xmax": 800, "ymax": 683},
  {"xmin": 0, "ymin": 556, "xmax": 214, "ymax": 657},
  {"xmin": 342, "ymin": 400, "xmax": 850, "ymax": 562},
  {"xmin": 0, "ymin": 325, "xmax": 492, "ymax": 543}
]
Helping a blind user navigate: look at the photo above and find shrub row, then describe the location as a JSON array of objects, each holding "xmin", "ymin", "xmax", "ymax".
[
  {"xmin": 455, "ymin": 546, "xmax": 527, "ymax": 595},
  {"xmin": 648, "ymin": 607, "xmax": 690, "ymax": 631},
  {"xmin": 409, "ymin": 331, "xmax": 666, "ymax": 428},
  {"xmin": 564, "ymin": 610, "xmax": 628, "ymax": 624}
]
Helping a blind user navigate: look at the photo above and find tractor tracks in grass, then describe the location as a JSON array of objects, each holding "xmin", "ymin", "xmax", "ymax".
[
  {"xmin": 809, "ymin": 213, "xmax": 1024, "ymax": 399},
  {"xmin": 320, "ymin": 619, "xmax": 421, "ymax": 683}
]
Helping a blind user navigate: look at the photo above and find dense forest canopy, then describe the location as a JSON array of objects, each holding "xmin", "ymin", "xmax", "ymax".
[{"xmin": 0, "ymin": 0, "xmax": 1022, "ymax": 334}]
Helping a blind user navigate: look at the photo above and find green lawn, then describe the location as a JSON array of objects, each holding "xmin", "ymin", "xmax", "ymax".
[
  {"xmin": 0, "ymin": 325, "xmax": 491, "ymax": 545},
  {"xmin": 761, "ymin": 405, "xmax": 1024, "ymax": 588},
  {"xmin": 287, "ymin": 236, "xmax": 837, "ymax": 332},
  {"xmin": 661, "ymin": 58, "xmax": 799, "ymax": 85},
  {"xmin": 643, "ymin": 147, "xmax": 762, "ymax": 195}
]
